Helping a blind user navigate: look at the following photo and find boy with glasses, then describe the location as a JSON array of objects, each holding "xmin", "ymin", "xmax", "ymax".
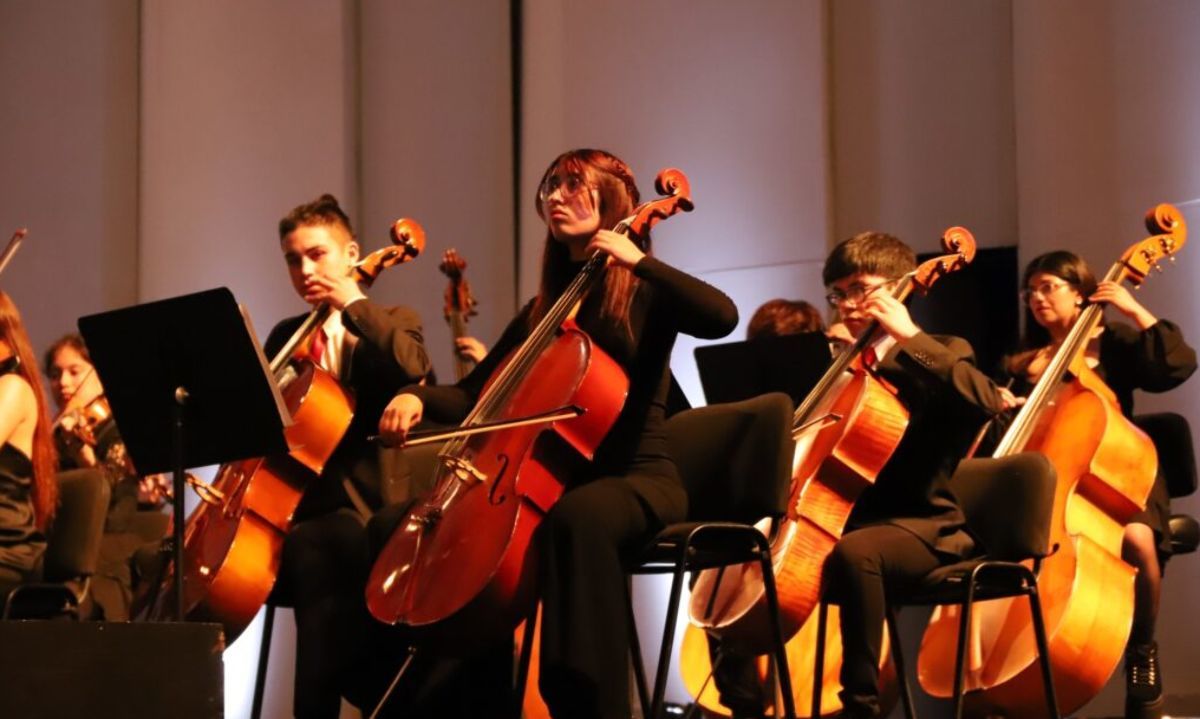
[{"xmin": 818, "ymin": 231, "xmax": 1014, "ymax": 718}]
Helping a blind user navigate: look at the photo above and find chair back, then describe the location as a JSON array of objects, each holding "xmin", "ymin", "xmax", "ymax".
[
  {"xmin": 43, "ymin": 469, "xmax": 111, "ymax": 582},
  {"xmin": 665, "ymin": 392, "xmax": 795, "ymax": 524},
  {"xmin": 1134, "ymin": 412, "xmax": 1197, "ymax": 499},
  {"xmin": 951, "ymin": 452, "xmax": 1055, "ymax": 561}
]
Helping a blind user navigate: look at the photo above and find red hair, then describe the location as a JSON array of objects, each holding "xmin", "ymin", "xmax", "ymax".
[
  {"xmin": 531, "ymin": 149, "xmax": 643, "ymax": 337},
  {"xmin": 0, "ymin": 292, "xmax": 57, "ymax": 528},
  {"xmin": 747, "ymin": 299, "xmax": 825, "ymax": 340}
]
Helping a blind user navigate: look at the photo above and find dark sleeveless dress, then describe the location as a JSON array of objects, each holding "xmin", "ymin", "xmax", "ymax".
[{"xmin": 0, "ymin": 442, "xmax": 44, "ymax": 587}]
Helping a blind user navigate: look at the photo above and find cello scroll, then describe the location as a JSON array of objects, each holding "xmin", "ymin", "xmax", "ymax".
[
  {"xmin": 1121, "ymin": 202, "xmax": 1187, "ymax": 284},
  {"xmin": 617, "ymin": 168, "xmax": 694, "ymax": 241}
]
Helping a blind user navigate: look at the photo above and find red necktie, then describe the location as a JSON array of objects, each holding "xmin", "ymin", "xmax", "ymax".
[
  {"xmin": 862, "ymin": 344, "xmax": 878, "ymax": 369},
  {"xmin": 309, "ymin": 327, "xmax": 328, "ymax": 367}
]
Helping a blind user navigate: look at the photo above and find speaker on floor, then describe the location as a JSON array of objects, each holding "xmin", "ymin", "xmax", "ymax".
[{"xmin": 0, "ymin": 620, "xmax": 224, "ymax": 719}]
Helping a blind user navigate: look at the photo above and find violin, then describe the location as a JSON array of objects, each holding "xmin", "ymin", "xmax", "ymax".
[
  {"xmin": 365, "ymin": 169, "xmax": 694, "ymax": 645},
  {"xmin": 142, "ymin": 219, "xmax": 425, "ymax": 640},
  {"xmin": 684, "ymin": 228, "xmax": 975, "ymax": 716},
  {"xmin": 439, "ymin": 248, "xmax": 480, "ymax": 381},
  {"xmin": 917, "ymin": 205, "xmax": 1186, "ymax": 718}
]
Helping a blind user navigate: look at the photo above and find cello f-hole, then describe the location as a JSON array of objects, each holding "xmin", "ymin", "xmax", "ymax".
[{"xmin": 488, "ymin": 454, "xmax": 511, "ymax": 506}]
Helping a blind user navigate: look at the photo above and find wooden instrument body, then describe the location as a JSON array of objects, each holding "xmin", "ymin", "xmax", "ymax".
[
  {"xmin": 679, "ymin": 612, "xmax": 897, "ymax": 718},
  {"xmin": 689, "ymin": 365, "xmax": 908, "ymax": 654},
  {"xmin": 365, "ymin": 320, "xmax": 629, "ymax": 645},
  {"xmin": 157, "ymin": 360, "xmax": 353, "ymax": 640},
  {"xmin": 916, "ymin": 204, "xmax": 1185, "ymax": 718},
  {"xmin": 918, "ymin": 367, "xmax": 1155, "ymax": 718}
]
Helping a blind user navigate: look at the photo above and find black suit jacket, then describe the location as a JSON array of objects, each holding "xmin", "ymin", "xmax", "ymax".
[
  {"xmin": 847, "ymin": 332, "xmax": 1006, "ymax": 559},
  {"xmin": 264, "ymin": 299, "xmax": 431, "ymax": 520}
]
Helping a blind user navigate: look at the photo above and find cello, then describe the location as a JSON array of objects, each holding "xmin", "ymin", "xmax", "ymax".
[
  {"xmin": 146, "ymin": 219, "xmax": 424, "ymax": 640},
  {"xmin": 365, "ymin": 168, "xmax": 693, "ymax": 644},
  {"xmin": 679, "ymin": 618, "xmax": 900, "ymax": 718},
  {"xmin": 438, "ymin": 248, "xmax": 480, "ymax": 381},
  {"xmin": 684, "ymin": 228, "xmax": 975, "ymax": 714},
  {"xmin": 917, "ymin": 204, "xmax": 1186, "ymax": 718}
]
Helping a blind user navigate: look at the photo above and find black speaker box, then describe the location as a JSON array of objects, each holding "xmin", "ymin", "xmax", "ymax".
[{"xmin": 0, "ymin": 621, "xmax": 224, "ymax": 718}]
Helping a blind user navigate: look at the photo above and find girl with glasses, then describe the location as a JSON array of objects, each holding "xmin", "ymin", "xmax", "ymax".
[
  {"xmin": 378, "ymin": 148, "xmax": 738, "ymax": 719},
  {"xmin": 998, "ymin": 250, "xmax": 1196, "ymax": 719}
]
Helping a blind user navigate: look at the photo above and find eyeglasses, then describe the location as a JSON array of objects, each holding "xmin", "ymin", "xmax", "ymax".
[
  {"xmin": 825, "ymin": 281, "xmax": 896, "ymax": 308},
  {"xmin": 538, "ymin": 172, "xmax": 591, "ymax": 203},
  {"xmin": 1020, "ymin": 279, "xmax": 1074, "ymax": 303}
]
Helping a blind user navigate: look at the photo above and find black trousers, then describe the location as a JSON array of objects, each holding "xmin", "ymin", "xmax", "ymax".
[
  {"xmin": 277, "ymin": 508, "xmax": 370, "ymax": 719},
  {"xmin": 707, "ymin": 633, "xmax": 767, "ymax": 718},
  {"xmin": 822, "ymin": 524, "xmax": 943, "ymax": 718},
  {"xmin": 538, "ymin": 475, "xmax": 676, "ymax": 719}
]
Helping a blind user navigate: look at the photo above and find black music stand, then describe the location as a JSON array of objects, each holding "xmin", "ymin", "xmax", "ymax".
[
  {"xmin": 79, "ymin": 287, "xmax": 290, "ymax": 622},
  {"xmin": 694, "ymin": 332, "xmax": 833, "ymax": 406}
]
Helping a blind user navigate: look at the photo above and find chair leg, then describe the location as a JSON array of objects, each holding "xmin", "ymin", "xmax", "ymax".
[
  {"xmin": 651, "ymin": 552, "xmax": 689, "ymax": 719},
  {"xmin": 513, "ymin": 603, "xmax": 539, "ymax": 719},
  {"xmin": 627, "ymin": 588, "xmax": 652, "ymax": 719},
  {"xmin": 813, "ymin": 601, "xmax": 828, "ymax": 718},
  {"xmin": 758, "ymin": 542, "xmax": 797, "ymax": 719},
  {"xmin": 953, "ymin": 573, "xmax": 979, "ymax": 719},
  {"xmin": 1026, "ymin": 581, "xmax": 1061, "ymax": 719},
  {"xmin": 885, "ymin": 603, "xmax": 917, "ymax": 719},
  {"xmin": 250, "ymin": 603, "xmax": 275, "ymax": 719}
]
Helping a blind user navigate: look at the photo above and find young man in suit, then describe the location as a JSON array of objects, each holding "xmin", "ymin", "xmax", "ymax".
[
  {"xmin": 818, "ymin": 231, "xmax": 1016, "ymax": 718},
  {"xmin": 266, "ymin": 194, "xmax": 431, "ymax": 719}
]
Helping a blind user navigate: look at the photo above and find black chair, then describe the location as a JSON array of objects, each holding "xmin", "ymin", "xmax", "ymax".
[
  {"xmin": 625, "ymin": 392, "xmax": 798, "ymax": 719},
  {"xmin": 1134, "ymin": 412, "xmax": 1199, "ymax": 555},
  {"xmin": 812, "ymin": 452, "xmax": 1061, "ymax": 719},
  {"xmin": 3, "ymin": 468, "xmax": 111, "ymax": 619}
]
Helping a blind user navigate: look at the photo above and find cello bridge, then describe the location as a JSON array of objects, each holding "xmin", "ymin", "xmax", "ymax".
[{"xmin": 442, "ymin": 456, "xmax": 487, "ymax": 485}]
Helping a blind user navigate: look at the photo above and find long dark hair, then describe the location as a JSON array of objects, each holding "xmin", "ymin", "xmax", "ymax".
[
  {"xmin": 530, "ymin": 149, "xmax": 643, "ymax": 337},
  {"xmin": 0, "ymin": 292, "xmax": 57, "ymax": 528},
  {"xmin": 1006, "ymin": 250, "xmax": 1097, "ymax": 376}
]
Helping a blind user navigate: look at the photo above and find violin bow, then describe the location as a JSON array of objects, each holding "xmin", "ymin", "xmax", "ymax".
[{"xmin": 0, "ymin": 228, "xmax": 29, "ymax": 277}]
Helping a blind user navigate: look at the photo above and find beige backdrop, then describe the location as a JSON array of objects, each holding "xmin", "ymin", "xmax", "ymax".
[{"xmin": 3, "ymin": 1, "xmax": 1199, "ymax": 717}]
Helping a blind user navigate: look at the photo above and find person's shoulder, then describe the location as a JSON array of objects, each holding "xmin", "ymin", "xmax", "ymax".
[{"xmin": 0, "ymin": 373, "xmax": 34, "ymax": 405}]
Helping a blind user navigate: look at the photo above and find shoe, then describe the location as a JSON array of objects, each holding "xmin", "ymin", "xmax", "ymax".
[{"xmin": 1125, "ymin": 641, "xmax": 1165, "ymax": 719}]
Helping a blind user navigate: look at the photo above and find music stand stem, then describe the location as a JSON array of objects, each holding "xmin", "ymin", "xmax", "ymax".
[{"xmin": 172, "ymin": 386, "xmax": 189, "ymax": 622}]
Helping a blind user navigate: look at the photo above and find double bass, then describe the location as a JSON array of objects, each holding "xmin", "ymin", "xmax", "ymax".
[
  {"xmin": 147, "ymin": 220, "xmax": 424, "ymax": 639},
  {"xmin": 439, "ymin": 248, "xmax": 480, "ymax": 381},
  {"xmin": 685, "ymin": 227, "xmax": 976, "ymax": 715},
  {"xmin": 917, "ymin": 205, "xmax": 1186, "ymax": 718},
  {"xmin": 365, "ymin": 169, "xmax": 693, "ymax": 642}
]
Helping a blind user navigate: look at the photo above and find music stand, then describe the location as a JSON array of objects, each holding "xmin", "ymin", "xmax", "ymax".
[
  {"xmin": 694, "ymin": 332, "xmax": 833, "ymax": 406},
  {"xmin": 79, "ymin": 287, "xmax": 290, "ymax": 621}
]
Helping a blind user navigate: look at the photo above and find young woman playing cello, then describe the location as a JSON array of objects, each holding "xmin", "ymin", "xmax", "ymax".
[
  {"xmin": 996, "ymin": 251, "xmax": 1195, "ymax": 719},
  {"xmin": 0, "ymin": 291, "xmax": 57, "ymax": 599},
  {"xmin": 377, "ymin": 148, "xmax": 738, "ymax": 719}
]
